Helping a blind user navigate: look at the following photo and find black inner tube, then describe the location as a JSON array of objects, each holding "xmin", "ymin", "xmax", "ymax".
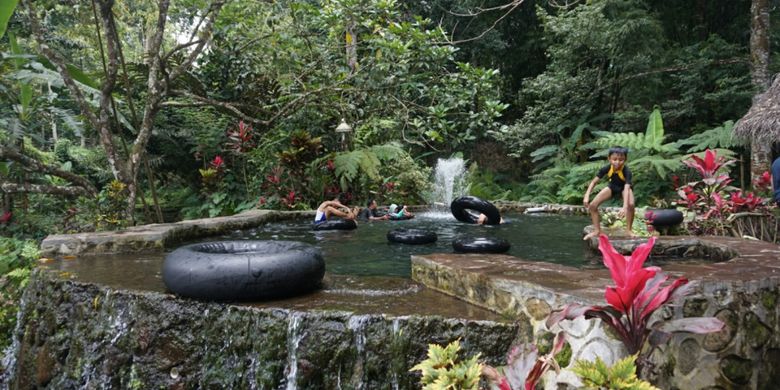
[
  {"xmin": 647, "ymin": 209, "xmax": 684, "ymax": 228},
  {"xmin": 313, "ymin": 219, "xmax": 358, "ymax": 231},
  {"xmin": 387, "ymin": 228, "xmax": 438, "ymax": 245},
  {"xmin": 163, "ymin": 240, "xmax": 325, "ymax": 301},
  {"xmin": 452, "ymin": 236, "xmax": 510, "ymax": 253},
  {"xmin": 450, "ymin": 196, "xmax": 501, "ymax": 225}
]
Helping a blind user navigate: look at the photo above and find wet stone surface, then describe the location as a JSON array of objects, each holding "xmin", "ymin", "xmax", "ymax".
[
  {"xmin": 412, "ymin": 233, "xmax": 780, "ymax": 389},
  {"xmin": 4, "ymin": 272, "xmax": 518, "ymax": 389}
]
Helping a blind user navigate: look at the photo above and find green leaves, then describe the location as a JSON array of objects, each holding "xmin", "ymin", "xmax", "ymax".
[
  {"xmin": 331, "ymin": 142, "xmax": 405, "ymax": 191},
  {"xmin": 644, "ymin": 106, "xmax": 664, "ymax": 146},
  {"xmin": 572, "ymin": 355, "xmax": 659, "ymax": 390},
  {"xmin": 675, "ymin": 120, "xmax": 744, "ymax": 152},
  {"xmin": 0, "ymin": 0, "xmax": 17, "ymax": 39},
  {"xmin": 410, "ymin": 339, "xmax": 482, "ymax": 390}
]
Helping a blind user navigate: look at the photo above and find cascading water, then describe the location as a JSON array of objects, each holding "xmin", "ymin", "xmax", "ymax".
[
  {"xmin": 347, "ymin": 315, "xmax": 370, "ymax": 390},
  {"xmin": 284, "ymin": 312, "xmax": 304, "ymax": 390},
  {"xmin": 423, "ymin": 157, "xmax": 467, "ymax": 219}
]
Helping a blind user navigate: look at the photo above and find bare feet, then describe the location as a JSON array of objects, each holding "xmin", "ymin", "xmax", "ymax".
[
  {"xmin": 583, "ymin": 231, "xmax": 600, "ymax": 241},
  {"xmin": 626, "ymin": 229, "xmax": 638, "ymax": 238}
]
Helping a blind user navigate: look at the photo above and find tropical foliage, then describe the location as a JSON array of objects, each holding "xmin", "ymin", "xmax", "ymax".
[
  {"xmin": 0, "ymin": 236, "xmax": 38, "ymax": 350},
  {"xmin": 547, "ymin": 235, "xmax": 724, "ymax": 372},
  {"xmin": 412, "ymin": 334, "xmax": 567, "ymax": 390},
  {"xmin": 675, "ymin": 149, "xmax": 772, "ymax": 235},
  {"xmin": 410, "ymin": 339, "xmax": 483, "ymax": 390},
  {"xmin": 572, "ymin": 355, "xmax": 658, "ymax": 390}
]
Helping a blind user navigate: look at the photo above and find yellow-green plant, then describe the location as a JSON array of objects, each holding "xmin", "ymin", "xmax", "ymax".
[
  {"xmin": 572, "ymin": 355, "xmax": 658, "ymax": 390},
  {"xmin": 409, "ymin": 339, "xmax": 482, "ymax": 390}
]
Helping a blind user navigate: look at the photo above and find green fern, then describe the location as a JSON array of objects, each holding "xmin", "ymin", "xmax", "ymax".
[
  {"xmin": 573, "ymin": 355, "xmax": 659, "ymax": 390},
  {"xmin": 330, "ymin": 142, "xmax": 406, "ymax": 191},
  {"xmin": 675, "ymin": 120, "xmax": 745, "ymax": 152}
]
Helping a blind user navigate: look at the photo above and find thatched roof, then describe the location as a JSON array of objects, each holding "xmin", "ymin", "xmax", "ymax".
[{"xmin": 733, "ymin": 76, "xmax": 780, "ymax": 143}]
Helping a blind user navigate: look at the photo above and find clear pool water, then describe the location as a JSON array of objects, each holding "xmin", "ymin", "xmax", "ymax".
[
  {"xmin": 217, "ymin": 211, "xmax": 597, "ymax": 278},
  {"xmin": 40, "ymin": 211, "xmax": 595, "ymax": 319}
]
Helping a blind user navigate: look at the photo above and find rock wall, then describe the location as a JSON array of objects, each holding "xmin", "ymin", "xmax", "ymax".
[
  {"xmin": 3, "ymin": 271, "xmax": 518, "ymax": 389},
  {"xmin": 412, "ymin": 235, "xmax": 780, "ymax": 389}
]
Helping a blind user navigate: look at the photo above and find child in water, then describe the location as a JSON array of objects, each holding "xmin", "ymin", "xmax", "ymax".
[
  {"xmin": 388, "ymin": 204, "xmax": 414, "ymax": 219},
  {"xmin": 582, "ymin": 146, "xmax": 635, "ymax": 239}
]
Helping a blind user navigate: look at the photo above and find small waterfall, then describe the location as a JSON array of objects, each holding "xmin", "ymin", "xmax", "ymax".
[
  {"xmin": 391, "ymin": 317, "xmax": 402, "ymax": 390},
  {"xmin": 284, "ymin": 312, "xmax": 304, "ymax": 390},
  {"xmin": 424, "ymin": 157, "xmax": 467, "ymax": 219},
  {"xmin": 0, "ymin": 282, "xmax": 30, "ymax": 385},
  {"xmin": 347, "ymin": 315, "xmax": 370, "ymax": 390}
]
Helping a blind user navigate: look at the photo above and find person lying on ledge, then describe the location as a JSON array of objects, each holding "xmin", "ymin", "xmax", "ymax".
[
  {"xmin": 314, "ymin": 193, "xmax": 358, "ymax": 224},
  {"xmin": 358, "ymin": 198, "xmax": 390, "ymax": 221}
]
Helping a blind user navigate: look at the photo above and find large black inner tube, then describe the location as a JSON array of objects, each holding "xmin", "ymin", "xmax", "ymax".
[
  {"xmin": 312, "ymin": 219, "xmax": 358, "ymax": 231},
  {"xmin": 163, "ymin": 240, "xmax": 324, "ymax": 301},
  {"xmin": 387, "ymin": 228, "xmax": 438, "ymax": 245},
  {"xmin": 452, "ymin": 236, "xmax": 510, "ymax": 253},
  {"xmin": 450, "ymin": 196, "xmax": 501, "ymax": 225},
  {"xmin": 647, "ymin": 209, "xmax": 684, "ymax": 228}
]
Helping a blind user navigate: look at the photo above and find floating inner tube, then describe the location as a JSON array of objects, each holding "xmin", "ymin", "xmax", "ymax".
[
  {"xmin": 387, "ymin": 228, "xmax": 438, "ymax": 245},
  {"xmin": 450, "ymin": 196, "xmax": 501, "ymax": 225},
  {"xmin": 647, "ymin": 209, "xmax": 684, "ymax": 228},
  {"xmin": 452, "ymin": 236, "xmax": 510, "ymax": 253},
  {"xmin": 163, "ymin": 240, "xmax": 324, "ymax": 301},
  {"xmin": 389, "ymin": 214, "xmax": 415, "ymax": 221},
  {"xmin": 313, "ymin": 219, "xmax": 358, "ymax": 231}
]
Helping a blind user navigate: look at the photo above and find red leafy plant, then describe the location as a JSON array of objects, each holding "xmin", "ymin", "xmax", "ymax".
[
  {"xmin": 681, "ymin": 149, "xmax": 733, "ymax": 183},
  {"xmin": 729, "ymin": 191, "xmax": 764, "ymax": 212},
  {"xmin": 225, "ymin": 120, "xmax": 255, "ymax": 153},
  {"xmin": 754, "ymin": 171, "xmax": 772, "ymax": 193},
  {"xmin": 677, "ymin": 149, "xmax": 770, "ymax": 235},
  {"xmin": 547, "ymin": 235, "xmax": 723, "ymax": 371},
  {"xmin": 482, "ymin": 332, "xmax": 567, "ymax": 390}
]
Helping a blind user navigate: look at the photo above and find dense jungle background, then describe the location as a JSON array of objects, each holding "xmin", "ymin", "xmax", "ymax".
[{"xmin": 2, "ymin": 1, "xmax": 780, "ymax": 342}]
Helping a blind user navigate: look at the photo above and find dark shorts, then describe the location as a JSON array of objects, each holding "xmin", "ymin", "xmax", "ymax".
[{"xmin": 608, "ymin": 184, "xmax": 624, "ymax": 199}]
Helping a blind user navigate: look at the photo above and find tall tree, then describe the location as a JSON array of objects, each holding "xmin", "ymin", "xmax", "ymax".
[
  {"xmin": 748, "ymin": 0, "xmax": 770, "ymax": 183},
  {"xmin": 22, "ymin": 0, "xmax": 225, "ymax": 221}
]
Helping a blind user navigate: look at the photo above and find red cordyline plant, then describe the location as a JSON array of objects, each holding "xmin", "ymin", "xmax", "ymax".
[
  {"xmin": 682, "ymin": 149, "xmax": 733, "ymax": 183},
  {"xmin": 210, "ymin": 155, "xmax": 224, "ymax": 170},
  {"xmin": 754, "ymin": 171, "xmax": 772, "ymax": 193},
  {"xmin": 226, "ymin": 120, "xmax": 255, "ymax": 153},
  {"xmin": 729, "ymin": 191, "xmax": 764, "ymax": 212},
  {"xmin": 547, "ymin": 235, "xmax": 723, "ymax": 365},
  {"xmin": 482, "ymin": 332, "xmax": 566, "ymax": 390}
]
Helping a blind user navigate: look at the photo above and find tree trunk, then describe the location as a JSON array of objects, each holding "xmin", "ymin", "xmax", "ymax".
[{"xmin": 750, "ymin": 0, "xmax": 771, "ymax": 185}]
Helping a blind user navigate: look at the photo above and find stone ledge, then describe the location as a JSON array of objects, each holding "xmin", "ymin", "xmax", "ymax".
[
  {"xmin": 411, "ymin": 235, "xmax": 780, "ymax": 389},
  {"xmin": 40, "ymin": 209, "xmax": 314, "ymax": 256}
]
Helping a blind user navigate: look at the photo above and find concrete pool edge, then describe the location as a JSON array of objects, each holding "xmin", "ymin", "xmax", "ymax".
[
  {"xmin": 40, "ymin": 209, "xmax": 314, "ymax": 257},
  {"xmin": 411, "ymin": 235, "xmax": 780, "ymax": 389}
]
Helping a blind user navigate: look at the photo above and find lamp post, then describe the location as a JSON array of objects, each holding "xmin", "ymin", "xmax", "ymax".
[{"xmin": 335, "ymin": 118, "xmax": 352, "ymax": 151}]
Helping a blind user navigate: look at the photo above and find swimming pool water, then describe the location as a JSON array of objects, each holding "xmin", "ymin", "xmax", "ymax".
[{"xmin": 224, "ymin": 212, "xmax": 597, "ymax": 278}]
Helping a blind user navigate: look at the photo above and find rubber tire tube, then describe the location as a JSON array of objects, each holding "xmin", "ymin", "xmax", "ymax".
[
  {"xmin": 450, "ymin": 196, "xmax": 501, "ymax": 225},
  {"xmin": 387, "ymin": 228, "xmax": 438, "ymax": 245},
  {"xmin": 163, "ymin": 240, "xmax": 324, "ymax": 301},
  {"xmin": 312, "ymin": 219, "xmax": 358, "ymax": 231},
  {"xmin": 452, "ymin": 236, "xmax": 510, "ymax": 253},
  {"xmin": 389, "ymin": 214, "xmax": 415, "ymax": 221},
  {"xmin": 647, "ymin": 209, "xmax": 684, "ymax": 228}
]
